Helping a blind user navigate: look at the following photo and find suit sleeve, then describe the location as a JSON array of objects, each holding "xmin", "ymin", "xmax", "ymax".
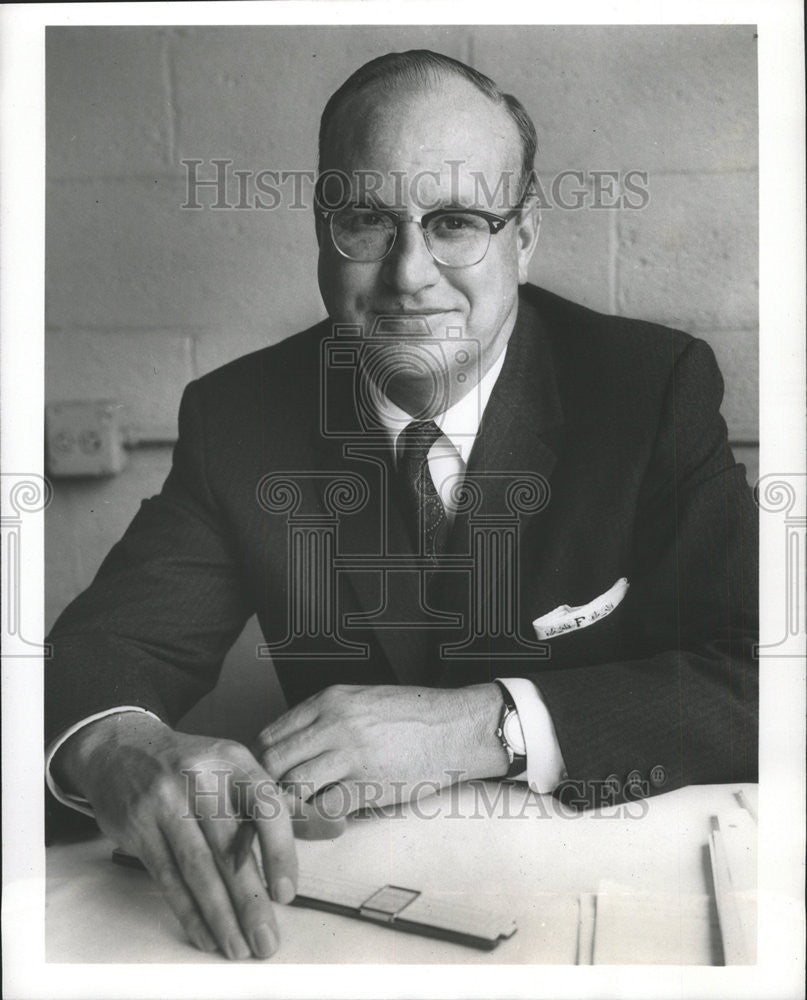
[
  {"xmin": 45, "ymin": 379, "xmax": 254, "ymax": 747},
  {"xmin": 530, "ymin": 338, "xmax": 758, "ymax": 806}
]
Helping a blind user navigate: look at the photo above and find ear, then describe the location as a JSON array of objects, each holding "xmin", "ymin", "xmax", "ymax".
[{"xmin": 515, "ymin": 198, "xmax": 540, "ymax": 284}]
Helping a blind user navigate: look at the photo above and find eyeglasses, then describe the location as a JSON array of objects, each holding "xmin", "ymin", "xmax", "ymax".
[{"xmin": 318, "ymin": 205, "xmax": 519, "ymax": 268}]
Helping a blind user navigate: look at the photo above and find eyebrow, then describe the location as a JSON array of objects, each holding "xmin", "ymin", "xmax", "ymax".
[{"xmin": 351, "ymin": 198, "xmax": 484, "ymax": 213}]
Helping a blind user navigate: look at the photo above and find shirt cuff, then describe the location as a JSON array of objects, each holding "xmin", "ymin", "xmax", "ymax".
[
  {"xmin": 45, "ymin": 707, "xmax": 161, "ymax": 817},
  {"xmin": 496, "ymin": 678, "xmax": 567, "ymax": 794}
]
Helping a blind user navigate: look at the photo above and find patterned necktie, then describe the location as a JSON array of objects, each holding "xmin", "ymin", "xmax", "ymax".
[{"xmin": 396, "ymin": 420, "xmax": 449, "ymax": 560}]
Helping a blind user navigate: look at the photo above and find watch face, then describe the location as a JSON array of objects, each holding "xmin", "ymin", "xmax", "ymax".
[{"xmin": 502, "ymin": 711, "xmax": 526, "ymax": 756}]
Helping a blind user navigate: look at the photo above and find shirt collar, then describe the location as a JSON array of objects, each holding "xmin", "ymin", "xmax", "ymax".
[{"xmin": 374, "ymin": 345, "xmax": 508, "ymax": 465}]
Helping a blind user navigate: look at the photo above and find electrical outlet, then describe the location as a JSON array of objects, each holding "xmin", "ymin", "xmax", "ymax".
[{"xmin": 45, "ymin": 400, "xmax": 128, "ymax": 477}]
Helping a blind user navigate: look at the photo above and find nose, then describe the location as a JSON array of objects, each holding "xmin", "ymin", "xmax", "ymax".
[{"xmin": 380, "ymin": 220, "xmax": 440, "ymax": 295}]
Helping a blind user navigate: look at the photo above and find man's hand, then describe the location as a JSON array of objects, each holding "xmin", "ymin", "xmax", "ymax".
[
  {"xmin": 256, "ymin": 683, "xmax": 509, "ymax": 816},
  {"xmin": 52, "ymin": 712, "xmax": 308, "ymax": 960}
]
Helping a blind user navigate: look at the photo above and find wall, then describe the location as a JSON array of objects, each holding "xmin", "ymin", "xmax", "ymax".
[{"xmin": 45, "ymin": 24, "xmax": 759, "ymax": 742}]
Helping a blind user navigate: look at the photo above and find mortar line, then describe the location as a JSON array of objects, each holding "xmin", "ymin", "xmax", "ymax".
[
  {"xmin": 161, "ymin": 30, "xmax": 178, "ymax": 167},
  {"xmin": 609, "ymin": 200, "xmax": 618, "ymax": 315}
]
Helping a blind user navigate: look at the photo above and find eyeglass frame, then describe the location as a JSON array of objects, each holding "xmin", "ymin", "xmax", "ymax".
[{"xmin": 315, "ymin": 202, "xmax": 525, "ymax": 268}]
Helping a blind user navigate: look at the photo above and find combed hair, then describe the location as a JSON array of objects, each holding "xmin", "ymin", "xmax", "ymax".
[{"xmin": 318, "ymin": 50, "xmax": 537, "ymax": 200}]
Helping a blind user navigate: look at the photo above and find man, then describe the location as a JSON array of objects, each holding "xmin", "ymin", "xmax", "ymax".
[{"xmin": 45, "ymin": 50, "xmax": 758, "ymax": 961}]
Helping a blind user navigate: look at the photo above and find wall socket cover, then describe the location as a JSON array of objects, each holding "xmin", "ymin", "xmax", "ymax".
[{"xmin": 45, "ymin": 400, "xmax": 128, "ymax": 477}]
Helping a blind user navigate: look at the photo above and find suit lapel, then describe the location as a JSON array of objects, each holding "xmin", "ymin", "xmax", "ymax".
[
  {"xmin": 451, "ymin": 293, "xmax": 564, "ymax": 554},
  {"xmin": 307, "ymin": 295, "xmax": 565, "ymax": 685},
  {"xmin": 310, "ymin": 334, "xmax": 447, "ymax": 686},
  {"xmin": 430, "ymin": 297, "xmax": 566, "ymax": 669}
]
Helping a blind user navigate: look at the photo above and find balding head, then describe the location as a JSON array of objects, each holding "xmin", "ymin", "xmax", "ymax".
[
  {"xmin": 318, "ymin": 50, "xmax": 537, "ymax": 204},
  {"xmin": 315, "ymin": 54, "xmax": 541, "ymax": 418}
]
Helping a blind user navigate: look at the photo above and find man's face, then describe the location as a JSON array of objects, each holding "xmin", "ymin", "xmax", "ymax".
[{"xmin": 317, "ymin": 76, "xmax": 539, "ymax": 418}]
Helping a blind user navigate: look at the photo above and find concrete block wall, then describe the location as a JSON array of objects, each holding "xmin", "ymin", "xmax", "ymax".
[{"xmin": 46, "ymin": 25, "xmax": 758, "ymax": 740}]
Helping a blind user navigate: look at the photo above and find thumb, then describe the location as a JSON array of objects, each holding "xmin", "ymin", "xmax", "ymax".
[{"xmin": 291, "ymin": 795, "xmax": 348, "ymax": 840}]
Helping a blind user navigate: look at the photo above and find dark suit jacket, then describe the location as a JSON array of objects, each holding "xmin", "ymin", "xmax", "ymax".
[{"xmin": 46, "ymin": 284, "xmax": 758, "ymax": 819}]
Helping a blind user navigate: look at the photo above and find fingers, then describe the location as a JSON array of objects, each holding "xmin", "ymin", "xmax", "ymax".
[
  {"xmin": 155, "ymin": 748, "xmax": 297, "ymax": 961},
  {"xmin": 137, "ymin": 828, "xmax": 218, "ymax": 954},
  {"xmin": 316, "ymin": 779, "xmax": 391, "ymax": 818},
  {"xmin": 259, "ymin": 727, "xmax": 334, "ymax": 784},
  {"xmin": 292, "ymin": 799, "xmax": 348, "ymax": 841},
  {"xmin": 78, "ymin": 723, "xmax": 298, "ymax": 961},
  {"xmin": 238, "ymin": 761, "xmax": 298, "ymax": 905},
  {"xmin": 315, "ymin": 782, "xmax": 358, "ymax": 819},
  {"xmin": 256, "ymin": 697, "xmax": 321, "ymax": 753},
  {"xmin": 162, "ymin": 805, "xmax": 279, "ymax": 961},
  {"xmin": 279, "ymin": 750, "xmax": 352, "ymax": 799},
  {"xmin": 229, "ymin": 791, "xmax": 347, "ymax": 856},
  {"xmin": 158, "ymin": 812, "xmax": 253, "ymax": 959}
]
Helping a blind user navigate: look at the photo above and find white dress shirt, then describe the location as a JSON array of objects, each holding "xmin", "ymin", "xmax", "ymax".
[
  {"xmin": 372, "ymin": 344, "xmax": 567, "ymax": 793},
  {"xmin": 47, "ymin": 343, "xmax": 567, "ymax": 814}
]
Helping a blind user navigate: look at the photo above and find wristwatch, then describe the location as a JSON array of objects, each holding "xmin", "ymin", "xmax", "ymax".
[{"xmin": 493, "ymin": 680, "xmax": 527, "ymax": 778}]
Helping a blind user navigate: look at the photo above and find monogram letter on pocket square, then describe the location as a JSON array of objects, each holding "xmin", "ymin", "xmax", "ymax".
[{"xmin": 532, "ymin": 577, "xmax": 630, "ymax": 640}]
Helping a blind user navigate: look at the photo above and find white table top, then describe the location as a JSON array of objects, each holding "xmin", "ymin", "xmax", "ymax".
[{"xmin": 46, "ymin": 781, "xmax": 757, "ymax": 965}]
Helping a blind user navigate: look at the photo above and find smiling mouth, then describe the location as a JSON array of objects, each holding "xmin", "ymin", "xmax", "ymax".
[
  {"xmin": 370, "ymin": 313, "xmax": 450, "ymax": 337},
  {"xmin": 379, "ymin": 309, "xmax": 450, "ymax": 316}
]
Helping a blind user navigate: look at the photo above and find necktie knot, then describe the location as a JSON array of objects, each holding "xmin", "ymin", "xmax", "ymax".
[{"xmin": 396, "ymin": 419, "xmax": 443, "ymax": 466}]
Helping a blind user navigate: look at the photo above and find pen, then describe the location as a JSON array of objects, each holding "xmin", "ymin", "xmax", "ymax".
[
  {"xmin": 232, "ymin": 820, "xmax": 256, "ymax": 871},
  {"xmin": 231, "ymin": 781, "xmax": 315, "ymax": 871},
  {"xmin": 113, "ymin": 824, "xmax": 256, "ymax": 876},
  {"xmin": 735, "ymin": 789, "xmax": 757, "ymax": 824}
]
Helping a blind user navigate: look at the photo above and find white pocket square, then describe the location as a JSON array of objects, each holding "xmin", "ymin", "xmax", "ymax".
[{"xmin": 533, "ymin": 577, "xmax": 630, "ymax": 640}]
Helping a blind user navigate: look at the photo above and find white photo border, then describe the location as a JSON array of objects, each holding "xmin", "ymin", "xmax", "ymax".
[{"xmin": 1, "ymin": 2, "xmax": 804, "ymax": 998}]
